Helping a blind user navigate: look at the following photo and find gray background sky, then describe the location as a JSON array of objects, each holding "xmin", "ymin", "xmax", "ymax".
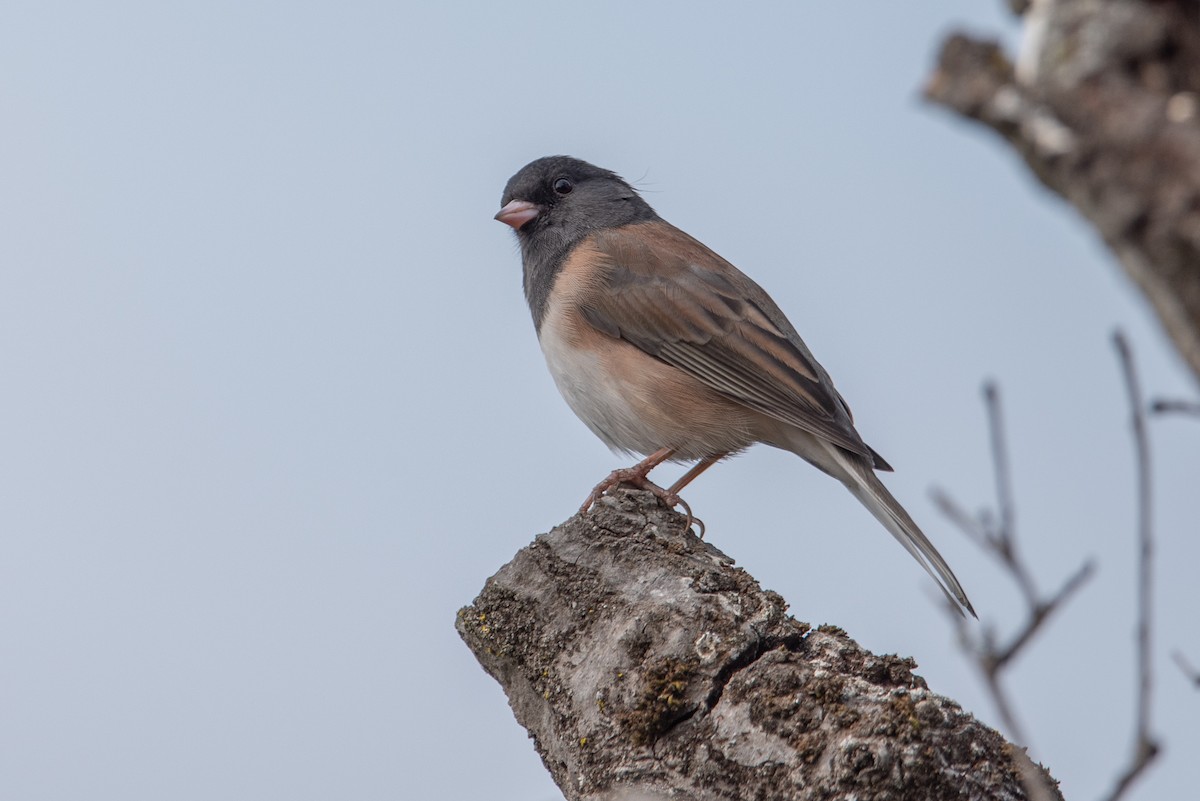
[{"xmin": 2, "ymin": 3, "xmax": 1196, "ymax": 800}]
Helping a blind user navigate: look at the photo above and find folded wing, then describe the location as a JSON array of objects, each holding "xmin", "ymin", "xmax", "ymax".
[{"xmin": 580, "ymin": 223, "xmax": 889, "ymax": 469}]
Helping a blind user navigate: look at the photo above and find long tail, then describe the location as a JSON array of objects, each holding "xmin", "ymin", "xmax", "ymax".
[{"xmin": 825, "ymin": 443, "xmax": 976, "ymax": 618}]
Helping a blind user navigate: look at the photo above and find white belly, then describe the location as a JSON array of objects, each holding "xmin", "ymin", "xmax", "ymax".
[{"xmin": 539, "ymin": 322, "xmax": 658, "ymax": 456}]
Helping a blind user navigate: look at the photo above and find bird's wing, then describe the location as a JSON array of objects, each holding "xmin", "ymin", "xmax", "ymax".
[{"xmin": 579, "ymin": 222, "xmax": 888, "ymax": 468}]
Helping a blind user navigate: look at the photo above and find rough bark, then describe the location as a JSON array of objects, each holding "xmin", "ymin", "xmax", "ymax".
[
  {"xmin": 924, "ymin": 0, "xmax": 1200, "ymax": 385},
  {"xmin": 457, "ymin": 488, "xmax": 1059, "ymax": 801}
]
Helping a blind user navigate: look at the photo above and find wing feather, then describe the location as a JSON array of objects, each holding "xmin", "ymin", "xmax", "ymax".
[{"xmin": 580, "ymin": 224, "xmax": 883, "ymax": 464}]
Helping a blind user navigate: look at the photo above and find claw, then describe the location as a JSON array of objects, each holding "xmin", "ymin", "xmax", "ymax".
[
  {"xmin": 577, "ymin": 447, "xmax": 705, "ymax": 536},
  {"xmin": 579, "ymin": 468, "xmax": 704, "ymax": 537},
  {"xmin": 672, "ymin": 494, "xmax": 706, "ymax": 538},
  {"xmin": 578, "ymin": 468, "xmax": 678, "ymax": 515}
]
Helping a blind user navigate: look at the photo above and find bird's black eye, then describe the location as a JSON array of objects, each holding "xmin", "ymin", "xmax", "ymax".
[{"xmin": 553, "ymin": 178, "xmax": 574, "ymax": 195}]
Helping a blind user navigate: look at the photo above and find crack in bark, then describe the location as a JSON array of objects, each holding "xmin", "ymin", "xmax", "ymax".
[{"xmin": 700, "ymin": 625, "xmax": 809, "ymax": 715}]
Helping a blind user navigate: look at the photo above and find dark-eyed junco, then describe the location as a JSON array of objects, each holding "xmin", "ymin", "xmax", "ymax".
[{"xmin": 495, "ymin": 156, "xmax": 975, "ymax": 616}]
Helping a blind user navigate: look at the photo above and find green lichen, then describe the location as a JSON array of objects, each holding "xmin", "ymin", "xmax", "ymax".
[
  {"xmin": 885, "ymin": 692, "xmax": 923, "ymax": 741},
  {"xmin": 807, "ymin": 673, "xmax": 847, "ymax": 707},
  {"xmin": 617, "ymin": 657, "xmax": 698, "ymax": 745}
]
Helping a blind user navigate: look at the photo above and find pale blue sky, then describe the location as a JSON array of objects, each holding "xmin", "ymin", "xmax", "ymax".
[{"xmin": 1, "ymin": 3, "xmax": 1196, "ymax": 800}]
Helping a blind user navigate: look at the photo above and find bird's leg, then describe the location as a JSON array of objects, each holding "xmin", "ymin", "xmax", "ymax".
[
  {"xmin": 662, "ymin": 452, "xmax": 726, "ymax": 539},
  {"xmin": 667, "ymin": 452, "xmax": 726, "ymax": 495},
  {"xmin": 579, "ymin": 447, "xmax": 678, "ymax": 515},
  {"xmin": 579, "ymin": 449, "xmax": 721, "ymax": 538}
]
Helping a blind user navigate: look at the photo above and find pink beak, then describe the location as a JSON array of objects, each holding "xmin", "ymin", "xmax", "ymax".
[{"xmin": 494, "ymin": 199, "xmax": 540, "ymax": 230}]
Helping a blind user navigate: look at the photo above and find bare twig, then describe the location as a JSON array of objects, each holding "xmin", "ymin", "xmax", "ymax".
[
  {"xmin": 929, "ymin": 487, "xmax": 1095, "ymax": 676},
  {"xmin": 986, "ymin": 383, "xmax": 1032, "ymax": 597},
  {"xmin": 932, "ymin": 381, "xmax": 1090, "ymax": 801},
  {"xmin": 1172, "ymin": 651, "xmax": 1200, "ymax": 689},
  {"xmin": 929, "ymin": 491, "xmax": 990, "ymax": 549},
  {"xmin": 1149, "ymin": 398, "xmax": 1200, "ymax": 417},
  {"xmin": 1101, "ymin": 331, "xmax": 1161, "ymax": 801},
  {"xmin": 991, "ymin": 559, "xmax": 1095, "ymax": 670},
  {"xmin": 939, "ymin": 338, "xmax": 1165, "ymax": 801}
]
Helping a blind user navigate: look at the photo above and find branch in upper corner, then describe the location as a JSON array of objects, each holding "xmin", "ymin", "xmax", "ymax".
[{"xmin": 923, "ymin": 4, "xmax": 1200, "ymax": 384}]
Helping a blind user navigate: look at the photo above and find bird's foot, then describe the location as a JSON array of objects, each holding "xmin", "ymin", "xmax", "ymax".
[
  {"xmin": 579, "ymin": 470, "xmax": 703, "ymax": 537},
  {"xmin": 578, "ymin": 466, "xmax": 671, "ymax": 514}
]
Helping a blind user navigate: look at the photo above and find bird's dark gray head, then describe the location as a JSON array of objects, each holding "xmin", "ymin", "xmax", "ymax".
[
  {"xmin": 497, "ymin": 156, "xmax": 657, "ymax": 238},
  {"xmin": 495, "ymin": 156, "xmax": 659, "ymax": 329}
]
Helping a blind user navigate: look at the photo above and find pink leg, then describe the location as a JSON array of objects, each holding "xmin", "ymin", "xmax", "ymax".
[
  {"xmin": 667, "ymin": 452, "xmax": 727, "ymax": 495},
  {"xmin": 579, "ymin": 447, "xmax": 678, "ymax": 514},
  {"xmin": 662, "ymin": 453, "xmax": 726, "ymax": 539}
]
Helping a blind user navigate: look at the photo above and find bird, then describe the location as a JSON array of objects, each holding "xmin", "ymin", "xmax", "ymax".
[{"xmin": 495, "ymin": 155, "xmax": 975, "ymax": 617}]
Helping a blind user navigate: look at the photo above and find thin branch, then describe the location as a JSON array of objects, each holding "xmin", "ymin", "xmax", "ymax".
[
  {"xmin": 1172, "ymin": 651, "xmax": 1200, "ymax": 689},
  {"xmin": 929, "ymin": 489, "xmax": 990, "ymax": 549},
  {"xmin": 983, "ymin": 382, "xmax": 1037, "ymax": 600},
  {"xmin": 1149, "ymin": 398, "xmax": 1200, "ymax": 417},
  {"xmin": 1100, "ymin": 331, "xmax": 1161, "ymax": 801},
  {"xmin": 941, "ymin": 593, "xmax": 1058, "ymax": 801},
  {"xmin": 932, "ymin": 382, "xmax": 1090, "ymax": 801},
  {"xmin": 1118, "ymin": 332, "xmax": 1154, "ymax": 752},
  {"xmin": 991, "ymin": 559, "xmax": 1096, "ymax": 669},
  {"xmin": 984, "ymin": 383, "xmax": 1016, "ymax": 545}
]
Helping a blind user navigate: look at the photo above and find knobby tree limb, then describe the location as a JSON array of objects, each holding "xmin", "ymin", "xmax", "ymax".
[
  {"xmin": 458, "ymin": 488, "xmax": 1060, "ymax": 801},
  {"xmin": 924, "ymin": 0, "xmax": 1200, "ymax": 385}
]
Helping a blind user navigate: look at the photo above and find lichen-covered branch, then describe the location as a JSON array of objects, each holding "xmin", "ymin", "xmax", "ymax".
[
  {"xmin": 457, "ymin": 488, "xmax": 1059, "ymax": 801},
  {"xmin": 924, "ymin": 0, "xmax": 1200, "ymax": 385}
]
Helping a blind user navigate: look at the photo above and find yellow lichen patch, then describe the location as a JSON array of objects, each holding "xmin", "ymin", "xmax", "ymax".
[
  {"xmin": 617, "ymin": 657, "xmax": 698, "ymax": 745},
  {"xmin": 886, "ymin": 693, "xmax": 923, "ymax": 741}
]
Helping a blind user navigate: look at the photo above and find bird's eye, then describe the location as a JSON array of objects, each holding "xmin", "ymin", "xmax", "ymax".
[{"xmin": 553, "ymin": 178, "xmax": 574, "ymax": 195}]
